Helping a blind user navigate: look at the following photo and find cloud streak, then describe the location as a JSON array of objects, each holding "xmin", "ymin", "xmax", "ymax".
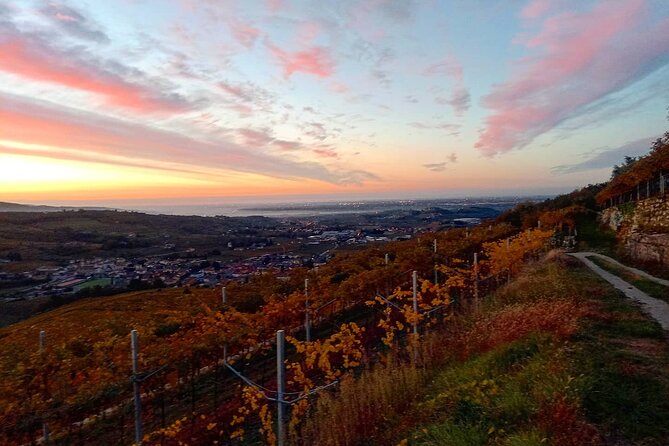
[
  {"xmin": 40, "ymin": 2, "xmax": 110, "ymax": 43},
  {"xmin": 551, "ymin": 136, "xmax": 656, "ymax": 175},
  {"xmin": 0, "ymin": 23, "xmax": 193, "ymax": 114},
  {"xmin": 423, "ymin": 152, "xmax": 457, "ymax": 172},
  {"xmin": 476, "ymin": 0, "xmax": 669, "ymax": 155},
  {"xmin": 424, "ymin": 56, "xmax": 471, "ymax": 117},
  {"xmin": 228, "ymin": 19, "xmax": 260, "ymax": 49},
  {"xmin": 0, "ymin": 94, "xmax": 378, "ymax": 185},
  {"xmin": 266, "ymin": 40, "xmax": 335, "ymax": 78},
  {"xmin": 409, "ymin": 122, "xmax": 460, "ymax": 131}
]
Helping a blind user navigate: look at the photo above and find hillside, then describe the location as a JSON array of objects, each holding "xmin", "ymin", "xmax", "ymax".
[
  {"xmin": 0, "ymin": 201, "xmax": 109, "ymax": 212},
  {"xmin": 3, "ymin": 135, "xmax": 669, "ymax": 445},
  {"xmin": 3, "ymin": 224, "xmax": 667, "ymax": 446},
  {"xmin": 1, "ymin": 224, "xmax": 521, "ymax": 445},
  {"xmin": 300, "ymin": 255, "xmax": 669, "ymax": 446}
]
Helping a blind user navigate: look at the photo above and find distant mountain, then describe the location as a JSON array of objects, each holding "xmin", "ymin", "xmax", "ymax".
[{"xmin": 0, "ymin": 201, "xmax": 109, "ymax": 212}]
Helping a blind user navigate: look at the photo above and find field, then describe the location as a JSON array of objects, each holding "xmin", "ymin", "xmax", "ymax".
[
  {"xmin": 1, "ymin": 224, "xmax": 526, "ymax": 445},
  {"xmin": 3, "ymin": 220, "xmax": 665, "ymax": 445}
]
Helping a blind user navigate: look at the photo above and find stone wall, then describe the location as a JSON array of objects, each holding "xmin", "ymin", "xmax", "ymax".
[
  {"xmin": 632, "ymin": 197, "xmax": 669, "ymax": 232},
  {"xmin": 599, "ymin": 196, "xmax": 669, "ymax": 267},
  {"xmin": 624, "ymin": 232, "xmax": 669, "ymax": 266}
]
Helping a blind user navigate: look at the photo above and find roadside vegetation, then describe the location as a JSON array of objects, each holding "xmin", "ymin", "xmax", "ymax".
[
  {"xmin": 299, "ymin": 254, "xmax": 669, "ymax": 446},
  {"xmin": 587, "ymin": 255, "xmax": 669, "ymax": 304}
]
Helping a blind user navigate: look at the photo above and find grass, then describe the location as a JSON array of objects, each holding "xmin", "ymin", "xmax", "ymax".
[
  {"xmin": 299, "ymin": 254, "xmax": 669, "ymax": 446},
  {"xmin": 74, "ymin": 277, "xmax": 113, "ymax": 290},
  {"xmin": 587, "ymin": 255, "xmax": 669, "ymax": 304}
]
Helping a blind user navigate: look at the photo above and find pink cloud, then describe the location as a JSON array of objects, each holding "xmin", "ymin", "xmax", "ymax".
[
  {"xmin": 297, "ymin": 20, "xmax": 323, "ymax": 44},
  {"xmin": 330, "ymin": 81, "xmax": 349, "ymax": 94},
  {"xmin": 0, "ymin": 94, "xmax": 378, "ymax": 185},
  {"xmin": 227, "ymin": 103, "xmax": 254, "ymax": 116},
  {"xmin": 54, "ymin": 12, "xmax": 77, "ymax": 22},
  {"xmin": 476, "ymin": 0, "xmax": 669, "ymax": 155},
  {"xmin": 312, "ymin": 148, "xmax": 338, "ymax": 158},
  {"xmin": 229, "ymin": 20, "xmax": 260, "ymax": 49},
  {"xmin": 218, "ymin": 80, "xmax": 275, "ymax": 116},
  {"xmin": 423, "ymin": 58, "xmax": 463, "ymax": 79},
  {"xmin": 0, "ymin": 28, "xmax": 190, "ymax": 114},
  {"xmin": 520, "ymin": 0, "xmax": 552, "ymax": 19},
  {"xmin": 266, "ymin": 0, "xmax": 285, "ymax": 13},
  {"xmin": 266, "ymin": 41, "xmax": 335, "ymax": 78},
  {"xmin": 272, "ymin": 140, "xmax": 303, "ymax": 151},
  {"xmin": 219, "ymin": 81, "xmax": 253, "ymax": 102},
  {"xmin": 237, "ymin": 128, "xmax": 274, "ymax": 147}
]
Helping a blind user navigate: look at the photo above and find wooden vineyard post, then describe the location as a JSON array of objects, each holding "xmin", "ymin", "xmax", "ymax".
[
  {"xmin": 222, "ymin": 288, "xmax": 229, "ymax": 362},
  {"xmin": 39, "ymin": 330, "xmax": 49, "ymax": 444},
  {"xmin": 661, "ymin": 172, "xmax": 665, "ymax": 196},
  {"xmin": 131, "ymin": 330, "xmax": 142, "ymax": 446}
]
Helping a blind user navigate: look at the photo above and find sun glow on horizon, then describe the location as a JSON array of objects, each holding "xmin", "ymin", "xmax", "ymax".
[{"xmin": 0, "ymin": 150, "xmax": 369, "ymax": 202}]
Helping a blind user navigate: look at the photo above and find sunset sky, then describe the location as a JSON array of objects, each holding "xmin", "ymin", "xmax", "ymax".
[{"xmin": 1, "ymin": 0, "xmax": 668, "ymax": 207}]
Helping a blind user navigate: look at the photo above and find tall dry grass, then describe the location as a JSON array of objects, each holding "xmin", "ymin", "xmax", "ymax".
[
  {"xmin": 297, "ymin": 358, "xmax": 427, "ymax": 446},
  {"xmin": 296, "ymin": 255, "xmax": 600, "ymax": 446}
]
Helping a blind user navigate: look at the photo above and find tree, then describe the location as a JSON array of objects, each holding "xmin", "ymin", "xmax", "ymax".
[{"xmin": 610, "ymin": 156, "xmax": 639, "ymax": 180}]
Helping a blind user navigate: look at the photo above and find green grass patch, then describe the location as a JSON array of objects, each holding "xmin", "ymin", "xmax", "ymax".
[
  {"xmin": 73, "ymin": 277, "xmax": 112, "ymax": 291},
  {"xmin": 587, "ymin": 255, "xmax": 669, "ymax": 304},
  {"xmin": 413, "ymin": 335, "xmax": 571, "ymax": 444},
  {"xmin": 579, "ymin": 353, "xmax": 669, "ymax": 440},
  {"xmin": 590, "ymin": 317, "xmax": 664, "ymax": 339},
  {"xmin": 574, "ymin": 263, "xmax": 669, "ymax": 443},
  {"xmin": 404, "ymin": 257, "xmax": 669, "ymax": 445},
  {"xmin": 414, "ymin": 422, "xmax": 488, "ymax": 445}
]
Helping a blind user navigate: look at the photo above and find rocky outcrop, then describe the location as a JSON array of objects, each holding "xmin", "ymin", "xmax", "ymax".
[
  {"xmin": 624, "ymin": 232, "xmax": 669, "ymax": 266},
  {"xmin": 600, "ymin": 207, "xmax": 625, "ymax": 231}
]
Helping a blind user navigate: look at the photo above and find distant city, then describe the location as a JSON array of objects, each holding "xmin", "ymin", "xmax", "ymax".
[{"xmin": 0, "ymin": 196, "xmax": 538, "ymax": 321}]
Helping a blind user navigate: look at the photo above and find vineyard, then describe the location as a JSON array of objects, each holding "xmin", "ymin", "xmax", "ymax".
[{"xmin": 0, "ymin": 224, "xmax": 555, "ymax": 445}]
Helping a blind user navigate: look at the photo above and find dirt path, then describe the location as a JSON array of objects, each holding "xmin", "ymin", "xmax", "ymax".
[
  {"xmin": 578, "ymin": 251, "xmax": 669, "ymax": 287},
  {"xmin": 570, "ymin": 252, "xmax": 669, "ymax": 330}
]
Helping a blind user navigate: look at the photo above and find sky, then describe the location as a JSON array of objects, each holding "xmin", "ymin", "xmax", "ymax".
[{"xmin": 0, "ymin": 0, "xmax": 668, "ymax": 207}]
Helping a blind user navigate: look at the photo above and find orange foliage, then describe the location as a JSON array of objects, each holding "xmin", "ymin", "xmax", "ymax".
[
  {"xmin": 0, "ymin": 223, "xmax": 525, "ymax": 444},
  {"xmin": 597, "ymin": 132, "xmax": 669, "ymax": 203}
]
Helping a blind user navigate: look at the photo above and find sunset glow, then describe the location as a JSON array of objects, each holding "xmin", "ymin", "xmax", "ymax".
[{"xmin": 1, "ymin": 0, "xmax": 668, "ymax": 206}]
